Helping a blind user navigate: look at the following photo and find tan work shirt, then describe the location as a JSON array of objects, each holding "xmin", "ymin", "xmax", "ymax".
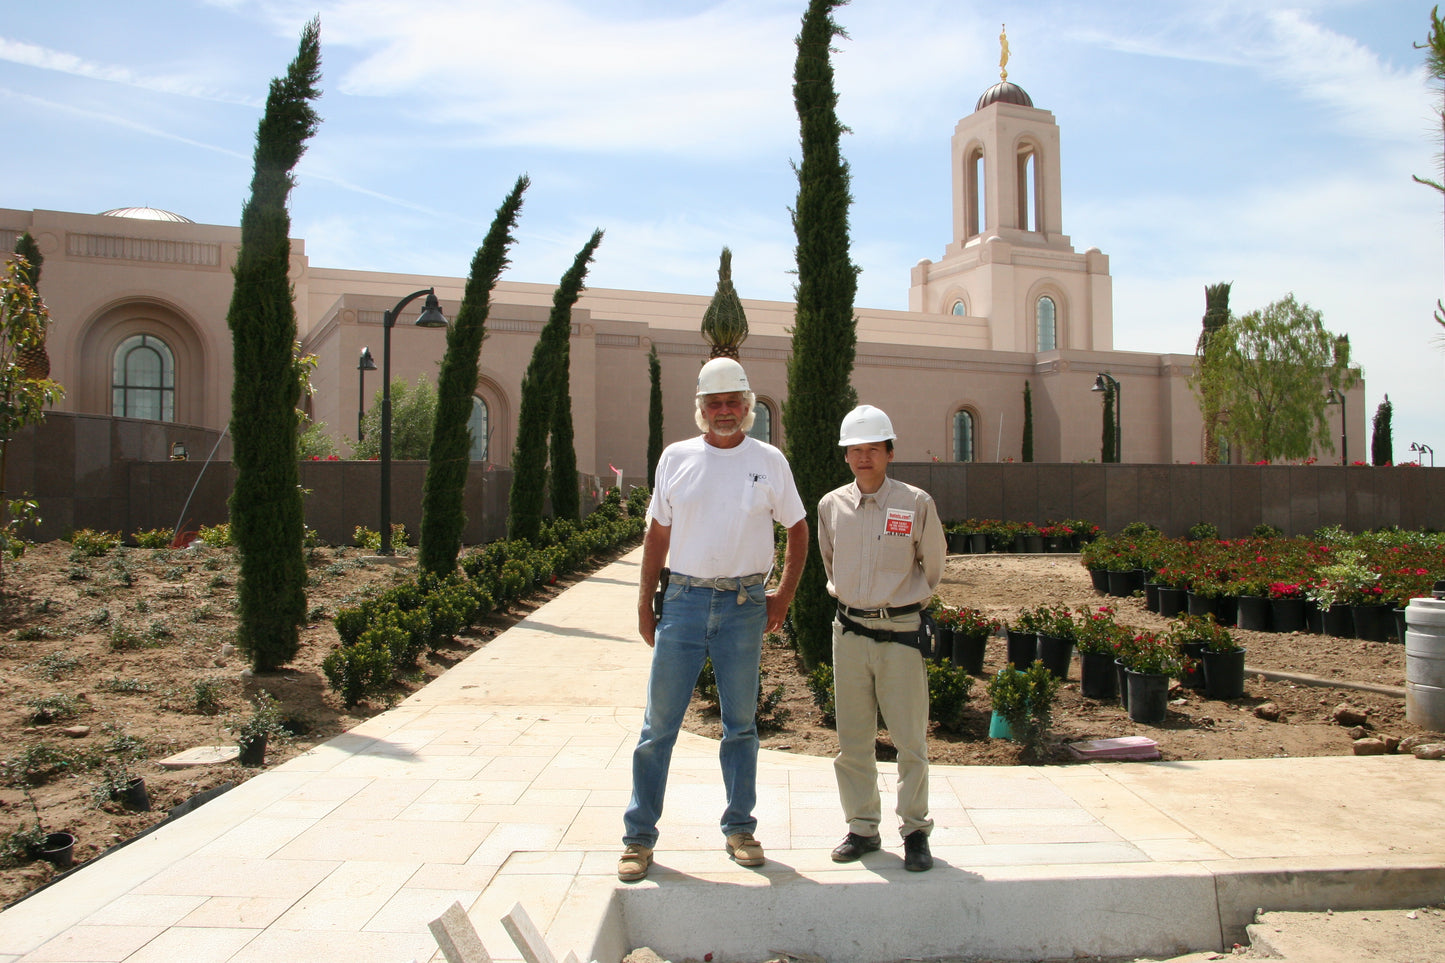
[{"xmin": 818, "ymin": 475, "xmax": 947, "ymax": 610}]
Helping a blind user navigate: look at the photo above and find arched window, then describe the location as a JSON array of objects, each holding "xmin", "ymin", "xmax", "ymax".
[
  {"xmin": 1036, "ymin": 296, "xmax": 1056, "ymax": 352},
  {"xmin": 748, "ymin": 398, "xmax": 773, "ymax": 445},
  {"xmin": 953, "ymin": 409, "xmax": 975, "ymax": 462},
  {"xmin": 951, "ymin": 300, "xmax": 967, "ymax": 317},
  {"xmin": 467, "ymin": 396, "xmax": 489, "ymax": 461},
  {"xmin": 111, "ymin": 334, "xmax": 175, "ymax": 421}
]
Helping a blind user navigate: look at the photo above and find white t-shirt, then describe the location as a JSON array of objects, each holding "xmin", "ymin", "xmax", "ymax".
[{"xmin": 648, "ymin": 434, "xmax": 806, "ymax": 579}]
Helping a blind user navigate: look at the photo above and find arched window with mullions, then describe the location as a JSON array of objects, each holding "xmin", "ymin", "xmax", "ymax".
[
  {"xmin": 1036, "ymin": 296, "xmax": 1057, "ymax": 352},
  {"xmin": 953, "ymin": 409, "xmax": 975, "ymax": 462},
  {"xmin": 747, "ymin": 398, "xmax": 773, "ymax": 445},
  {"xmin": 467, "ymin": 396, "xmax": 490, "ymax": 461},
  {"xmin": 111, "ymin": 334, "xmax": 175, "ymax": 421}
]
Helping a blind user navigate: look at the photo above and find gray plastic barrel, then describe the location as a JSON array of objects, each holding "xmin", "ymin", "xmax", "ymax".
[{"xmin": 1405, "ymin": 597, "xmax": 1445, "ymax": 731}]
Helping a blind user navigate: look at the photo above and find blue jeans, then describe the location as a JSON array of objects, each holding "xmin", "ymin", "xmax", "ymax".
[{"xmin": 623, "ymin": 579, "xmax": 767, "ymax": 847}]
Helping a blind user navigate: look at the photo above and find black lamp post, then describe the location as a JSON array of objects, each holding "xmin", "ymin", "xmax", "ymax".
[
  {"xmin": 356, "ymin": 346, "xmax": 376, "ymax": 442},
  {"xmin": 1325, "ymin": 388, "xmax": 1347, "ymax": 465},
  {"xmin": 379, "ymin": 289, "xmax": 448, "ymax": 555},
  {"xmin": 1091, "ymin": 372, "xmax": 1121, "ymax": 463}
]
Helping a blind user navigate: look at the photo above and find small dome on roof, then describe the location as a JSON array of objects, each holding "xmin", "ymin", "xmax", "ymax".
[
  {"xmin": 975, "ymin": 81, "xmax": 1033, "ymax": 112},
  {"xmin": 99, "ymin": 207, "xmax": 195, "ymax": 223}
]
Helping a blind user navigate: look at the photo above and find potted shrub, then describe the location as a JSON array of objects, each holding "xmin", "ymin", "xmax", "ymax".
[
  {"xmin": 1006, "ymin": 605, "xmax": 1049, "ymax": 668},
  {"xmin": 1117, "ymin": 630, "xmax": 1181, "ymax": 724},
  {"xmin": 3, "ymin": 788, "xmax": 74, "ymax": 869},
  {"xmin": 1032, "ymin": 604, "xmax": 1075, "ymax": 680},
  {"xmin": 948, "ymin": 605, "xmax": 1000, "ymax": 676},
  {"xmin": 1230, "ymin": 571, "xmax": 1273, "ymax": 632},
  {"xmin": 1165, "ymin": 613, "xmax": 1228, "ymax": 690},
  {"xmin": 1267, "ymin": 581, "xmax": 1306, "ymax": 633},
  {"xmin": 1194, "ymin": 618, "xmax": 1246, "ymax": 700},
  {"xmin": 226, "ymin": 690, "xmax": 286, "ymax": 768},
  {"xmin": 1078, "ymin": 536, "xmax": 1114, "ymax": 593},
  {"xmin": 1073, "ymin": 604, "xmax": 1124, "ymax": 700},
  {"xmin": 986, "ymin": 662, "xmax": 1061, "ymax": 760}
]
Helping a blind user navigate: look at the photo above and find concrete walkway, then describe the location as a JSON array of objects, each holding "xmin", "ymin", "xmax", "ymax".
[{"xmin": 2, "ymin": 547, "xmax": 1443, "ymax": 963}]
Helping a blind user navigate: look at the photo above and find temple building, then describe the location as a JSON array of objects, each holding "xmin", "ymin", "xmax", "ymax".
[{"xmin": 2, "ymin": 68, "xmax": 1304, "ymax": 480}]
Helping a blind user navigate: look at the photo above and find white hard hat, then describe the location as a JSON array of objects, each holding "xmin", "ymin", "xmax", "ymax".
[
  {"xmin": 696, "ymin": 357, "xmax": 751, "ymax": 396},
  {"xmin": 838, "ymin": 405, "xmax": 896, "ymax": 446}
]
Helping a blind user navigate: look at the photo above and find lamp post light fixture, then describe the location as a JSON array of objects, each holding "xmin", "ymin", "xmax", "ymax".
[
  {"xmin": 356, "ymin": 346, "xmax": 376, "ymax": 442},
  {"xmin": 378, "ymin": 289, "xmax": 448, "ymax": 555},
  {"xmin": 1325, "ymin": 388, "xmax": 1347, "ymax": 465},
  {"xmin": 1411, "ymin": 441, "xmax": 1435, "ymax": 467},
  {"xmin": 1091, "ymin": 372, "xmax": 1121, "ymax": 463}
]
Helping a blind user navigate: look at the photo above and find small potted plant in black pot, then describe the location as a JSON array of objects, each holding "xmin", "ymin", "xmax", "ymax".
[{"xmin": 226, "ymin": 690, "xmax": 285, "ymax": 768}]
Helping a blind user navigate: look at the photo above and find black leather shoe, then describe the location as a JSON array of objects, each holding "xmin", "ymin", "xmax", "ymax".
[
  {"xmin": 830, "ymin": 832, "xmax": 882, "ymax": 862},
  {"xmin": 903, "ymin": 830, "xmax": 933, "ymax": 872}
]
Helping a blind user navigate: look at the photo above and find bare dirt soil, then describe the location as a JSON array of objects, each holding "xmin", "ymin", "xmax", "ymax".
[
  {"xmin": 2, "ymin": 545, "xmax": 1437, "ymax": 914},
  {"xmin": 689, "ymin": 554, "xmax": 1437, "ymax": 768},
  {"xmin": 0, "ymin": 539, "xmax": 597, "ymax": 907}
]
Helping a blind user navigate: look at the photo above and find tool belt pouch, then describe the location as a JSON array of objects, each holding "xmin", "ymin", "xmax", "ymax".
[
  {"xmin": 838, "ymin": 610, "xmax": 934, "ymax": 660},
  {"xmin": 653, "ymin": 567, "xmax": 670, "ymax": 620}
]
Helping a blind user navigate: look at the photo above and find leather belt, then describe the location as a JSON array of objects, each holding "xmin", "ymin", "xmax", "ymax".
[{"xmin": 839, "ymin": 601, "xmax": 924, "ymax": 621}]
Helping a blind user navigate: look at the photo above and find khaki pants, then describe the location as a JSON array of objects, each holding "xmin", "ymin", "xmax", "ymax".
[{"xmin": 831, "ymin": 612, "xmax": 934, "ymax": 839}]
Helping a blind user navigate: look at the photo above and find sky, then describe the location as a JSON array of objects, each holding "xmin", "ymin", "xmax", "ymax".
[{"xmin": 4, "ymin": 0, "xmax": 1444, "ymax": 463}]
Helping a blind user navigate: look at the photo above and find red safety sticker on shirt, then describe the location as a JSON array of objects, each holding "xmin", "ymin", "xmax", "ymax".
[{"xmin": 885, "ymin": 508, "xmax": 914, "ymax": 536}]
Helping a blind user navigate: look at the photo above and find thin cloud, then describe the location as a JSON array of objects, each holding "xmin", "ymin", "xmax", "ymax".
[{"xmin": 0, "ymin": 36, "xmax": 259, "ymax": 106}]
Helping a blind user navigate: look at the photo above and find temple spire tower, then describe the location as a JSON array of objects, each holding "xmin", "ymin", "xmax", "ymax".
[{"xmin": 909, "ymin": 28, "xmax": 1113, "ymax": 352}]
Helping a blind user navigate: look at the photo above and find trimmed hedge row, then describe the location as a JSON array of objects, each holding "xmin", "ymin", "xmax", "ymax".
[{"xmin": 323, "ymin": 488, "xmax": 648, "ymax": 705}]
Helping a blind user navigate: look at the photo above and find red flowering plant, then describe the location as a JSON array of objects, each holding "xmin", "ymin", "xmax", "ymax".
[
  {"xmin": 1116, "ymin": 630, "xmax": 1183, "ymax": 676},
  {"xmin": 934, "ymin": 603, "xmax": 1000, "ymax": 639},
  {"xmin": 1073, "ymin": 604, "xmax": 1126, "ymax": 656},
  {"xmin": 1266, "ymin": 581, "xmax": 1303, "ymax": 600}
]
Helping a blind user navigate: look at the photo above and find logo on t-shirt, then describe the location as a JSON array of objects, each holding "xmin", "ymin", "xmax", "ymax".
[
  {"xmin": 749, "ymin": 472, "xmax": 767, "ymax": 486},
  {"xmin": 885, "ymin": 508, "xmax": 914, "ymax": 536}
]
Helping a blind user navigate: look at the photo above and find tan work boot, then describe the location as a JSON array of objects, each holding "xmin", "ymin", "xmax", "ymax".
[
  {"xmin": 617, "ymin": 843, "xmax": 653, "ymax": 882},
  {"xmin": 724, "ymin": 832, "xmax": 765, "ymax": 866}
]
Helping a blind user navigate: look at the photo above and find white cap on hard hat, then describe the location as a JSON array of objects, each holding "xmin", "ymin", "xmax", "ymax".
[
  {"xmin": 696, "ymin": 357, "xmax": 751, "ymax": 396},
  {"xmin": 838, "ymin": 404, "xmax": 896, "ymax": 447}
]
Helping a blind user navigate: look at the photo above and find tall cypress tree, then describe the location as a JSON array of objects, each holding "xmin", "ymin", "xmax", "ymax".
[
  {"xmin": 226, "ymin": 19, "xmax": 320, "ymax": 672},
  {"xmin": 12, "ymin": 233, "xmax": 49, "ymax": 380},
  {"xmin": 507, "ymin": 230, "xmax": 602, "ymax": 543},
  {"xmin": 1101, "ymin": 384, "xmax": 1116, "ymax": 463},
  {"xmin": 548, "ymin": 308, "xmax": 580, "ymax": 523},
  {"xmin": 419, "ymin": 176, "xmax": 528, "ymax": 576},
  {"xmin": 1371, "ymin": 394, "xmax": 1393, "ymax": 466},
  {"xmin": 1021, "ymin": 380, "xmax": 1034, "ymax": 462},
  {"xmin": 647, "ymin": 344, "xmax": 663, "ymax": 489},
  {"xmin": 785, "ymin": 0, "xmax": 858, "ymax": 670}
]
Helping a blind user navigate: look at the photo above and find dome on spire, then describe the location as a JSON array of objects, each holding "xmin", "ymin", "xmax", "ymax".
[
  {"xmin": 975, "ymin": 81, "xmax": 1033, "ymax": 112},
  {"xmin": 99, "ymin": 207, "xmax": 195, "ymax": 223}
]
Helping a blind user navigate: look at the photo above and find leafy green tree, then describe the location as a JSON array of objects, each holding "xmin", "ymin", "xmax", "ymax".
[
  {"xmin": 1021, "ymin": 380, "xmax": 1033, "ymax": 463},
  {"xmin": 1371, "ymin": 394, "xmax": 1393, "ymax": 466},
  {"xmin": 785, "ymin": 0, "xmax": 858, "ymax": 670},
  {"xmin": 1206, "ymin": 293, "xmax": 1360, "ymax": 463},
  {"xmin": 419, "ymin": 176, "xmax": 528, "ymax": 576},
  {"xmin": 1193, "ymin": 282, "xmax": 1232, "ymax": 463},
  {"xmin": 353, "ymin": 377, "xmax": 438, "ymax": 460},
  {"xmin": 225, "ymin": 19, "xmax": 320, "ymax": 672},
  {"xmin": 647, "ymin": 344, "xmax": 663, "ymax": 488},
  {"xmin": 1415, "ymin": 6, "xmax": 1445, "ymax": 342},
  {"xmin": 297, "ymin": 420, "xmax": 335, "ymax": 459},
  {"xmin": 0, "ymin": 254, "xmax": 63, "ymax": 585},
  {"xmin": 701, "ymin": 247, "xmax": 749, "ymax": 359},
  {"xmin": 508, "ymin": 230, "xmax": 603, "ymax": 543}
]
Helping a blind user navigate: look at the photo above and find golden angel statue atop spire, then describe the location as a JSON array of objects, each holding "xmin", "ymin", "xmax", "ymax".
[{"xmin": 1000, "ymin": 24, "xmax": 1010, "ymax": 81}]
